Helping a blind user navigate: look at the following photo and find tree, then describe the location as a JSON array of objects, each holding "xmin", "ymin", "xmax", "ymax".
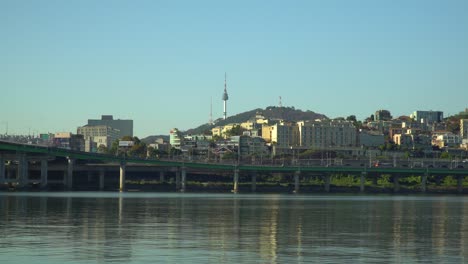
[
  {"xmin": 346, "ymin": 115, "xmax": 357, "ymax": 122},
  {"xmin": 128, "ymin": 142, "xmax": 147, "ymax": 158},
  {"xmin": 147, "ymin": 146, "xmax": 162, "ymax": 159},
  {"xmin": 440, "ymin": 152, "xmax": 451, "ymax": 159},
  {"xmin": 224, "ymin": 125, "xmax": 245, "ymax": 137},
  {"xmin": 169, "ymin": 147, "xmax": 182, "ymax": 157},
  {"xmin": 97, "ymin": 144, "xmax": 108, "ymax": 154}
]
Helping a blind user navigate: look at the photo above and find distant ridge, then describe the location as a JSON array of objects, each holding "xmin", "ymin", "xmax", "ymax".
[
  {"xmin": 185, "ymin": 106, "xmax": 327, "ymax": 135},
  {"xmin": 141, "ymin": 106, "xmax": 327, "ymax": 143}
]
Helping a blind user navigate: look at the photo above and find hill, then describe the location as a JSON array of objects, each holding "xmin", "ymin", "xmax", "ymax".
[
  {"xmin": 141, "ymin": 107, "xmax": 327, "ymax": 142},
  {"xmin": 141, "ymin": 135, "xmax": 169, "ymax": 144},
  {"xmin": 184, "ymin": 106, "xmax": 327, "ymax": 135}
]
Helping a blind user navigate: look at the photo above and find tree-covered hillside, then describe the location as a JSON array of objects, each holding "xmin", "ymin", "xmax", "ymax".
[{"xmin": 184, "ymin": 106, "xmax": 327, "ymax": 135}]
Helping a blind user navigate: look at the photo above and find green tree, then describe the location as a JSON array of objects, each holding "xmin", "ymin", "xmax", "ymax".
[
  {"xmin": 128, "ymin": 142, "xmax": 147, "ymax": 158},
  {"xmin": 224, "ymin": 125, "xmax": 245, "ymax": 137},
  {"xmin": 169, "ymin": 147, "xmax": 182, "ymax": 157},
  {"xmin": 440, "ymin": 152, "xmax": 451, "ymax": 159},
  {"xmin": 97, "ymin": 144, "xmax": 108, "ymax": 154},
  {"xmin": 346, "ymin": 115, "xmax": 357, "ymax": 122}
]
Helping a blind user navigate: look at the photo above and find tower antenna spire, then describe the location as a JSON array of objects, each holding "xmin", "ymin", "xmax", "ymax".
[
  {"xmin": 222, "ymin": 72, "xmax": 229, "ymax": 120},
  {"xmin": 209, "ymin": 97, "xmax": 213, "ymax": 125}
]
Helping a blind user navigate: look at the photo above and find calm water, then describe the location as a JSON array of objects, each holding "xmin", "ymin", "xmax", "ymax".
[{"xmin": 1, "ymin": 193, "xmax": 467, "ymax": 263}]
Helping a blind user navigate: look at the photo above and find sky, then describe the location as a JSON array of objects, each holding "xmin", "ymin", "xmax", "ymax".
[{"xmin": 1, "ymin": 0, "xmax": 467, "ymax": 138}]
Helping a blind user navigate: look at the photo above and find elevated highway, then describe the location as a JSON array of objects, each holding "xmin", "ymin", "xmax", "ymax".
[{"xmin": 1, "ymin": 140, "xmax": 467, "ymax": 193}]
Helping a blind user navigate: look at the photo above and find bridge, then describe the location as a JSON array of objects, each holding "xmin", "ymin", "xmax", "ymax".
[{"xmin": 0, "ymin": 140, "xmax": 467, "ymax": 193}]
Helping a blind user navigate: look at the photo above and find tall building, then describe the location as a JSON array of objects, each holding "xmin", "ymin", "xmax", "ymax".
[
  {"xmin": 77, "ymin": 125, "xmax": 120, "ymax": 151},
  {"xmin": 169, "ymin": 128, "xmax": 183, "ymax": 149},
  {"xmin": 87, "ymin": 115, "xmax": 133, "ymax": 138},
  {"xmin": 297, "ymin": 120, "xmax": 357, "ymax": 149},
  {"xmin": 261, "ymin": 121, "xmax": 298, "ymax": 147},
  {"xmin": 222, "ymin": 73, "xmax": 229, "ymax": 120},
  {"xmin": 410, "ymin": 111, "xmax": 443, "ymax": 124}
]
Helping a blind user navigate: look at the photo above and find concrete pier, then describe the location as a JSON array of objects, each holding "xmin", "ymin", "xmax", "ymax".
[
  {"xmin": 294, "ymin": 171, "xmax": 300, "ymax": 193},
  {"xmin": 175, "ymin": 170, "xmax": 181, "ymax": 190},
  {"xmin": 87, "ymin": 171, "xmax": 93, "ymax": 182},
  {"xmin": 40, "ymin": 159, "xmax": 48, "ymax": 189},
  {"xmin": 17, "ymin": 153, "xmax": 28, "ymax": 188},
  {"xmin": 457, "ymin": 176, "xmax": 464, "ymax": 194},
  {"xmin": 180, "ymin": 167, "xmax": 186, "ymax": 192},
  {"xmin": 251, "ymin": 171, "xmax": 257, "ymax": 192},
  {"xmin": 119, "ymin": 162, "xmax": 126, "ymax": 192},
  {"xmin": 99, "ymin": 170, "xmax": 105, "ymax": 190},
  {"xmin": 159, "ymin": 171, "xmax": 165, "ymax": 183},
  {"xmin": 360, "ymin": 172, "xmax": 366, "ymax": 192},
  {"xmin": 421, "ymin": 172, "xmax": 428, "ymax": 193},
  {"xmin": 324, "ymin": 174, "xmax": 331, "ymax": 192},
  {"xmin": 232, "ymin": 168, "xmax": 239, "ymax": 193},
  {"xmin": 393, "ymin": 174, "xmax": 400, "ymax": 193},
  {"xmin": 0, "ymin": 154, "xmax": 5, "ymax": 183}
]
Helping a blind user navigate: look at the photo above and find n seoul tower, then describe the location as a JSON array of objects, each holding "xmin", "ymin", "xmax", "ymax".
[{"xmin": 222, "ymin": 73, "xmax": 229, "ymax": 120}]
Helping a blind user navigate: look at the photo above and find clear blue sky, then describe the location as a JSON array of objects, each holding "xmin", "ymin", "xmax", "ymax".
[{"xmin": 1, "ymin": 0, "xmax": 467, "ymax": 137}]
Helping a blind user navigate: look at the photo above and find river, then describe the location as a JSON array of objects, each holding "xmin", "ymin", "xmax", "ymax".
[{"xmin": 1, "ymin": 192, "xmax": 467, "ymax": 263}]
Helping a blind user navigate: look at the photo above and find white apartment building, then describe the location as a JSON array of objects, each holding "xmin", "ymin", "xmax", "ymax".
[
  {"xmin": 297, "ymin": 120, "xmax": 357, "ymax": 149},
  {"xmin": 77, "ymin": 125, "xmax": 119, "ymax": 150}
]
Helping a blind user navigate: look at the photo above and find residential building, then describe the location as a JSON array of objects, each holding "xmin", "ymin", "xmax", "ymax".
[
  {"xmin": 461, "ymin": 139, "xmax": 468, "ymax": 150},
  {"xmin": 211, "ymin": 126, "xmax": 222, "ymax": 137},
  {"xmin": 432, "ymin": 132, "xmax": 462, "ymax": 148},
  {"xmin": 262, "ymin": 121, "xmax": 298, "ymax": 147},
  {"xmin": 297, "ymin": 120, "xmax": 357, "ymax": 149},
  {"xmin": 410, "ymin": 110, "xmax": 443, "ymax": 124},
  {"xmin": 53, "ymin": 132, "xmax": 85, "ymax": 151},
  {"xmin": 211, "ymin": 124, "xmax": 241, "ymax": 139},
  {"xmin": 77, "ymin": 125, "xmax": 120, "ymax": 151},
  {"xmin": 393, "ymin": 133, "xmax": 432, "ymax": 150},
  {"xmin": 366, "ymin": 121, "xmax": 394, "ymax": 134},
  {"xmin": 359, "ymin": 130, "xmax": 385, "ymax": 147},
  {"xmin": 228, "ymin": 135, "xmax": 269, "ymax": 161},
  {"xmin": 87, "ymin": 115, "xmax": 133, "ymax": 138},
  {"xmin": 169, "ymin": 128, "xmax": 183, "ymax": 149}
]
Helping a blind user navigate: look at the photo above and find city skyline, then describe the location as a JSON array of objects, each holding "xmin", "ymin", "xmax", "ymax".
[{"xmin": 2, "ymin": 0, "xmax": 468, "ymax": 137}]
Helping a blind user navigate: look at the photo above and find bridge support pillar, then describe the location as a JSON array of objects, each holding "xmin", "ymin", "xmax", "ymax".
[
  {"xmin": 294, "ymin": 171, "xmax": 300, "ymax": 193},
  {"xmin": 324, "ymin": 174, "xmax": 331, "ymax": 193},
  {"xmin": 360, "ymin": 172, "xmax": 366, "ymax": 192},
  {"xmin": 66, "ymin": 158, "xmax": 74, "ymax": 190},
  {"xmin": 457, "ymin": 176, "xmax": 464, "ymax": 194},
  {"xmin": 232, "ymin": 168, "xmax": 239, "ymax": 193},
  {"xmin": 40, "ymin": 158, "xmax": 48, "ymax": 189},
  {"xmin": 119, "ymin": 163, "xmax": 126, "ymax": 192},
  {"xmin": 159, "ymin": 171, "xmax": 165, "ymax": 183},
  {"xmin": 0, "ymin": 154, "xmax": 5, "ymax": 184},
  {"xmin": 421, "ymin": 172, "xmax": 428, "ymax": 193},
  {"xmin": 17, "ymin": 153, "xmax": 28, "ymax": 188},
  {"xmin": 175, "ymin": 170, "xmax": 181, "ymax": 191},
  {"xmin": 99, "ymin": 170, "xmax": 105, "ymax": 191},
  {"xmin": 251, "ymin": 171, "xmax": 257, "ymax": 192},
  {"xmin": 180, "ymin": 167, "xmax": 186, "ymax": 192},
  {"xmin": 87, "ymin": 171, "xmax": 92, "ymax": 182},
  {"xmin": 393, "ymin": 174, "xmax": 400, "ymax": 193}
]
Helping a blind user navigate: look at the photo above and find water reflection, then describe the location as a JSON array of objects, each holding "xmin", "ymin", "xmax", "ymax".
[{"xmin": 0, "ymin": 193, "xmax": 468, "ymax": 263}]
